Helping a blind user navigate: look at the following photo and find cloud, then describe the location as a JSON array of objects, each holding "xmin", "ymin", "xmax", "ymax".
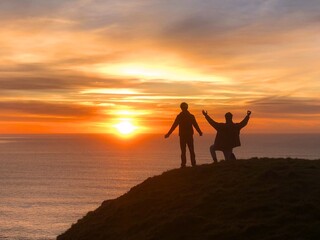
[
  {"xmin": 248, "ymin": 96, "xmax": 320, "ymax": 115},
  {"xmin": 0, "ymin": 100, "xmax": 100, "ymax": 118},
  {"xmin": 156, "ymin": 0, "xmax": 320, "ymax": 60},
  {"xmin": 2, "ymin": 0, "xmax": 319, "ymax": 75},
  {"xmin": 0, "ymin": 0, "xmax": 319, "ymax": 133},
  {"xmin": 0, "ymin": 0, "xmax": 76, "ymax": 19},
  {"xmin": 0, "ymin": 78, "xmax": 71, "ymax": 91}
]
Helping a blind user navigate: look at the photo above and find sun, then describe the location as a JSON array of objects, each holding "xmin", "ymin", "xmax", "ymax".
[{"xmin": 115, "ymin": 120, "xmax": 136, "ymax": 136}]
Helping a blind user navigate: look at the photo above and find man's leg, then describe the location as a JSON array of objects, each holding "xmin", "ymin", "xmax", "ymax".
[
  {"xmin": 210, "ymin": 145, "xmax": 218, "ymax": 163},
  {"xmin": 186, "ymin": 136, "xmax": 196, "ymax": 167},
  {"xmin": 179, "ymin": 137, "xmax": 187, "ymax": 168},
  {"xmin": 223, "ymin": 149, "xmax": 236, "ymax": 161}
]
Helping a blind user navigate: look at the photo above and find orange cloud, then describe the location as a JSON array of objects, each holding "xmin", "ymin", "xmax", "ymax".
[{"xmin": 0, "ymin": 0, "xmax": 319, "ymax": 133}]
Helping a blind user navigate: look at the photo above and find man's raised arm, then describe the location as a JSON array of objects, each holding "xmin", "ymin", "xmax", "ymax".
[
  {"xmin": 239, "ymin": 110, "xmax": 251, "ymax": 129},
  {"xmin": 202, "ymin": 110, "xmax": 219, "ymax": 129}
]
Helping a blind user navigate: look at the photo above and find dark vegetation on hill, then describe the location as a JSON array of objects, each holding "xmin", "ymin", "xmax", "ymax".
[{"xmin": 57, "ymin": 158, "xmax": 320, "ymax": 240}]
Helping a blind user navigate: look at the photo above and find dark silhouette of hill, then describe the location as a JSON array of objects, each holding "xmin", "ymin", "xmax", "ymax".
[{"xmin": 57, "ymin": 158, "xmax": 320, "ymax": 240}]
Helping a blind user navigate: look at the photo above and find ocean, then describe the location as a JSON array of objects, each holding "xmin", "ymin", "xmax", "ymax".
[{"xmin": 0, "ymin": 133, "xmax": 319, "ymax": 240}]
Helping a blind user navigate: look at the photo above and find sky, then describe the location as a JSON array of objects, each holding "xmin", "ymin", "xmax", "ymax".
[{"xmin": 0, "ymin": 0, "xmax": 319, "ymax": 134}]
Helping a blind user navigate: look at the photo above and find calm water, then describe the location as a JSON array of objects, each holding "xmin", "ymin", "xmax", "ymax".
[{"xmin": 0, "ymin": 133, "xmax": 319, "ymax": 240}]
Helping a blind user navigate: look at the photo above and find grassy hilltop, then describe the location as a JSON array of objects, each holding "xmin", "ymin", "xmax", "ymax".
[{"xmin": 58, "ymin": 158, "xmax": 320, "ymax": 240}]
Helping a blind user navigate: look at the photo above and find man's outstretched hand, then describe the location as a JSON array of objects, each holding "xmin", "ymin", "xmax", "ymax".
[
  {"xmin": 247, "ymin": 110, "xmax": 252, "ymax": 116},
  {"xmin": 202, "ymin": 110, "xmax": 208, "ymax": 116}
]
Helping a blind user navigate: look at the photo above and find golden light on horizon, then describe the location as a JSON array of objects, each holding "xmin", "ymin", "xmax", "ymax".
[{"xmin": 94, "ymin": 62, "xmax": 229, "ymax": 83}]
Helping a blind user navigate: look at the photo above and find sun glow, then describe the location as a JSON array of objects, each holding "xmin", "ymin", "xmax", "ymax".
[{"xmin": 114, "ymin": 120, "xmax": 136, "ymax": 136}]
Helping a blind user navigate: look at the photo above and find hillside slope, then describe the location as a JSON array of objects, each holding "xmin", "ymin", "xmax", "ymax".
[{"xmin": 57, "ymin": 158, "xmax": 320, "ymax": 240}]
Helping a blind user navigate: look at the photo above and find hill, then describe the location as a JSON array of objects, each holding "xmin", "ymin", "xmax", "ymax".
[{"xmin": 57, "ymin": 158, "xmax": 320, "ymax": 240}]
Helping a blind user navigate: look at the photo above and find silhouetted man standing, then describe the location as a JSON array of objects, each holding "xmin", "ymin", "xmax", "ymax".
[
  {"xmin": 202, "ymin": 110, "xmax": 251, "ymax": 162},
  {"xmin": 165, "ymin": 102, "xmax": 203, "ymax": 167}
]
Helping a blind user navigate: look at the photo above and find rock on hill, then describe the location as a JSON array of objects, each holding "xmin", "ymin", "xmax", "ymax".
[{"xmin": 57, "ymin": 158, "xmax": 320, "ymax": 240}]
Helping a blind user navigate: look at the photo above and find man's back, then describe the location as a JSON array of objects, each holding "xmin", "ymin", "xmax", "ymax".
[
  {"xmin": 214, "ymin": 122, "xmax": 242, "ymax": 150},
  {"xmin": 202, "ymin": 110, "xmax": 251, "ymax": 162},
  {"xmin": 165, "ymin": 103, "xmax": 202, "ymax": 139},
  {"xmin": 203, "ymin": 111, "xmax": 250, "ymax": 150},
  {"xmin": 176, "ymin": 111, "xmax": 196, "ymax": 137},
  {"xmin": 164, "ymin": 102, "xmax": 203, "ymax": 167}
]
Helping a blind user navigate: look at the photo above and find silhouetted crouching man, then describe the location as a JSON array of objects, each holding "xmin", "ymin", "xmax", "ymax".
[
  {"xmin": 165, "ymin": 102, "xmax": 203, "ymax": 167},
  {"xmin": 202, "ymin": 110, "xmax": 251, "ymax": 162}
]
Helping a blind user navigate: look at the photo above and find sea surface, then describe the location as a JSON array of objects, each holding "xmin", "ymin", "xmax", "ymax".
[{"xmin": 0, "ymin": 133, "xmax": 319, "ymax": 240}]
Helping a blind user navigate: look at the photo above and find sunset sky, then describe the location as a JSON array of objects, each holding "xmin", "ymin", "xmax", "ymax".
[{"xmin": 0, "ymin": 0, "xmax": 319, "ymax": 134}]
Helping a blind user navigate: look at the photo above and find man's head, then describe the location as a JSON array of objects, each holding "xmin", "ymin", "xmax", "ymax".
[
  {"xmin": 180, "ymin": 102, "xmax": 188, "ymax": 111},
  {"xmin": 225, "ymin": 112, "xmax": 233, "ymax": 122}
]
